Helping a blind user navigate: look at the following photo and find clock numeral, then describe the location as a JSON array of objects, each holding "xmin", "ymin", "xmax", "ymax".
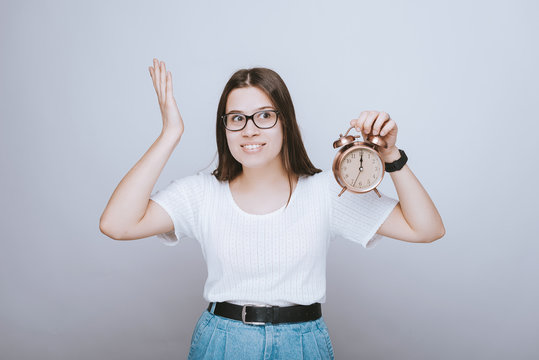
[
  {"xmin": 350, "ymin": 153, "xmax": 356, "ymax": 159},
  {"xmin": 346, "ymin": 159, "xmax": 351, "ymax": 164},
  {"xmin": 372, "ymin": 174, "xmax": 376, "ymax": 179}
]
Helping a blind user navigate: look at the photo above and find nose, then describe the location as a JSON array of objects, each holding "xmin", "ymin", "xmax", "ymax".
[{"xmin": 241, "ymin": 118, "xmax": 260, "ymax": 136}]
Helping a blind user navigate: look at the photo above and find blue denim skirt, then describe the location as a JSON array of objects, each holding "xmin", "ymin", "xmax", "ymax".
[{"xmin": 187, "ymin": 303, "xmax": 335, "ymax": 359}]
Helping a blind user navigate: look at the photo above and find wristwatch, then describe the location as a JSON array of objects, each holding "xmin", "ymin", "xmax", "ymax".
[{"xmin": 385, "ymin": 149, "xmax": 408, "ymax": 172}]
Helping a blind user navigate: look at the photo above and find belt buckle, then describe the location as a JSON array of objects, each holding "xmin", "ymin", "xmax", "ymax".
[{"xmin": 241, "ymin": 304, "xmax": 271, "ymax": 325}]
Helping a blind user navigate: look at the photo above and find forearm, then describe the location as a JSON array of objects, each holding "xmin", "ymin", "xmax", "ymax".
[
  {"xmin": 382, "ymin": 147, "xmax": 445, "ymax": 241},
  {"xmin": 99, "ymin": 131, "xmax": 181, "ymax": 237}
]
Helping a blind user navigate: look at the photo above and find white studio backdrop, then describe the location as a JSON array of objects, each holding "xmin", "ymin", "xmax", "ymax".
[{"xmin": 1, "ymin": 0, "xmax": 538, "ymax": 359}]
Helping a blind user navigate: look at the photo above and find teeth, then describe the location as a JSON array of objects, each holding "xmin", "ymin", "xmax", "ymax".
[{"xmin": 244, "ymin": 144, "xmax": 262, "ymax": 150}]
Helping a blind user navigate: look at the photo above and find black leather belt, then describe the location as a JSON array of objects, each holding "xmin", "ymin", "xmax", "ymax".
[{"xmin": 208, "ymin": 301, "xmax": 322, "ymax": 325}]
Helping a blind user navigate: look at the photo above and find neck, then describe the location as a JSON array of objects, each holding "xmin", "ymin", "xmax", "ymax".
[{"xmin": 235, "ymin": 158, "xmax": 292, "ymax": 190}]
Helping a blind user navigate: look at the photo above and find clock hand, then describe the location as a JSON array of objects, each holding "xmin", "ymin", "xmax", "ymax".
[
  {"xmin": 352, "ymin": 169, "xmax": 361, "ymax": 187},
  {"xmin": 353, "ymin": 152, "xmax": 364, "ymax": 187}
]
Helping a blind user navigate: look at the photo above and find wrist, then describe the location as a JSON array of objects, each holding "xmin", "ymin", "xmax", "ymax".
[{"xmin": 159, "ymin": 129, "xmax": 182, "ymax": 144}]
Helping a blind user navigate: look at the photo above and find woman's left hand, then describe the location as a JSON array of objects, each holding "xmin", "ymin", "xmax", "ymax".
[{"xmin": 350, "ymin": 111, "xmax": 399, "ymax": 161}]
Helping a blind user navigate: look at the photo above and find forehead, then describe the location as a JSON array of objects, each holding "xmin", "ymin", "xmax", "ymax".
[{"xmin": 226, "ymin": 86, "xmax": 274, "ymax": 113}]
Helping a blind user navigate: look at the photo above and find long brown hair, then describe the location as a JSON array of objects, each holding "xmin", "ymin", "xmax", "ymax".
[{"xmin": 212, "ymin": 68, "xmax": 321, "ymax": 201}]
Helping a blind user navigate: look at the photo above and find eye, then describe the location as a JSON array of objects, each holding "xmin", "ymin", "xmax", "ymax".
[
  {"xmin": 259, "ymin": 111, "xmax": 271, "ymax": 119},
  {"xmin": 231, "ymin": 114, "xmax": 245, "ymax": 122}
]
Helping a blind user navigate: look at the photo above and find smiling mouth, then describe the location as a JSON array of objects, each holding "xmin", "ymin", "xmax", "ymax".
[{"xmin": 241, "ymin": 143, "xmax": 265, "ymax": 150}]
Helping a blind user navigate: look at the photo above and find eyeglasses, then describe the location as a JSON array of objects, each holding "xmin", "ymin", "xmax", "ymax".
[{"xmin": 222, "ymin": 110, "xmax": 279, "ymax": 131}]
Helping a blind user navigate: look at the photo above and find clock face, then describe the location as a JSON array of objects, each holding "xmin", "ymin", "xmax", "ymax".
[{"xmin": 339, "ymin": 147, "xmax": 383, "ymax": 191}]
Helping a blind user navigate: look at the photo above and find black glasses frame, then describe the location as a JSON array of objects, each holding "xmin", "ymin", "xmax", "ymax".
[{"xmin": 221, "ymin": 110, "xmax": 280, "ymax": 131}]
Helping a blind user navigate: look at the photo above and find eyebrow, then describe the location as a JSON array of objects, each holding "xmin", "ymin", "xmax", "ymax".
[{"xmin": 227, "ymin": 106, "xmax": 275, "ymax": 113}]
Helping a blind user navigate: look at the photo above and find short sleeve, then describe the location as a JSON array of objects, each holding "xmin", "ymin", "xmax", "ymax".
[
  {"xmin": 326, "ymin": 171, "xmax": 398, "ymax": 249},
  {"xmin": 149, "ymin": 173, "xmax": 206, "ymax": 246}
]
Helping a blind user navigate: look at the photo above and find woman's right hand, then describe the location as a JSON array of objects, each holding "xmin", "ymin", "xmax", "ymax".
[{"xmin": 149, "ymin": 58, "xmax": 184, "ymax": 139}]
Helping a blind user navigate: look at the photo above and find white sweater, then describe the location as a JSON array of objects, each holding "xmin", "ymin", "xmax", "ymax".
[{"xmin": 150, "ymin": 170, "xmax": 397, "ymax": 306}]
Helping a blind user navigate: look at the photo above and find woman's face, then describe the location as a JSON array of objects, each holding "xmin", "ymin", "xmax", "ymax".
[{"xmin": 225, "ymin": 86, "xmax": 284, "ymax": 170}]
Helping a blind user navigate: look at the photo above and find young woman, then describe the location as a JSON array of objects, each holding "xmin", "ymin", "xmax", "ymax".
[{"xmin": 99, "ymin": 58, "xmax": 445, "ymax": 359}]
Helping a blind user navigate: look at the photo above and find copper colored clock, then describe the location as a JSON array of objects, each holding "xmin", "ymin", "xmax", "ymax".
[{"xmin": 332, "ymin": 126, "xmax": 388, "ymax": 197}]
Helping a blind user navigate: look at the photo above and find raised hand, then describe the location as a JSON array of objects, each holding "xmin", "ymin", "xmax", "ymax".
[{"xmin": 149, "ymin": 58, "xmax": 184, "ymax": 139}]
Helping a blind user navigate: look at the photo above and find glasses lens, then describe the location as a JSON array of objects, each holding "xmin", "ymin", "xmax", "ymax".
[
  {"xmin": 225, "ymin": 114, "xmax": 246, "ymax": 130},
  {"xmin": 254, "ymin": 111, "xmax": 277, "ymax": 128},
  {"xmin": 224, "ymin": 110, "xmax": 278, "ymax": 131}
]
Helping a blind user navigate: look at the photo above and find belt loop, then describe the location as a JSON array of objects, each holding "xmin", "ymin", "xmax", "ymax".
[{"xmin": 210, "ymin": 302, "xmax": 217, "ymax": 313}]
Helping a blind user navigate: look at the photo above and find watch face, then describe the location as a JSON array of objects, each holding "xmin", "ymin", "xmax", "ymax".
[{"xmin": 340, "ymin": 147, "xmax": 383, "ymax": 191}]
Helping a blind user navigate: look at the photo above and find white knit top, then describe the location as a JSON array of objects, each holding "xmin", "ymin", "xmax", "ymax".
[{"xmin": 150, "ymin": 170, "xmax": 397, "ymax": 306}]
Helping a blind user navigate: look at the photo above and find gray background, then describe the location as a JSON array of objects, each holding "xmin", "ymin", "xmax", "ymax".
[{"xmin": 1, "ymin": 0, "xmax": 538, "ymax": 359}]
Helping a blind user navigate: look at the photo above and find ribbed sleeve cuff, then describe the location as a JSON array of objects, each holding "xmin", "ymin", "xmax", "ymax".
[{"xmin": 149, "ymin": 195, "xmax": 180, "ymax": 246}]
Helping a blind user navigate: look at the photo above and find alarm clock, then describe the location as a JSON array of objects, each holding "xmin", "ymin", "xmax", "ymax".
[{"xmin": 332, "ymin": 126, "xmax": 387, "ymax": 197}]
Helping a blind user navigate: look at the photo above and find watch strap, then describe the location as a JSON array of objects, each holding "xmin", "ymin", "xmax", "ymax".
[{"xmin": 385, "ymin": 149, "xmax": 407, "ymax": 172}]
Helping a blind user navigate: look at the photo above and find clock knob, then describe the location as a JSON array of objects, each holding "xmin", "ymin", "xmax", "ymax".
[
  {"xmin": 333, "ymin": 134, "xmax": 355, "ymax": 149},
  {"xmin": 365, "ymin": 134, "xmax": 388, "ymax": 149}
]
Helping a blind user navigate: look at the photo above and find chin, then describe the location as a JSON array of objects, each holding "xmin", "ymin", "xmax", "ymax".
[
  {"xmin": 231, "ymin": 149, "xmax": 282, "ymax": 170},
  {"xmin": 236, "ymin": 157, "xmax": 274, "ymax": 169}
]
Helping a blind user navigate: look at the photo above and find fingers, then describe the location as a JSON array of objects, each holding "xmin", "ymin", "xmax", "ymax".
[
  {"xmin": 363, "ymin": 111, "xmax": 380, "ymax": 134},
  {"xmin": 371, "ymin": 111, "xmax": 390, "ymax": 135},
  {"xmin": 351, "ymin": 111, "xmax": 370, "ymax": 134},
  {"xmin": 166, "ymin": 71, "xmax": 173, "ymax": 100},
  {"xmin": 150, "ymin": 58, "xmax": 160, "ymax": 97},
  {"xmin": 149, "ymin": 58, "xmax": 174, "ymax": 103},
  {"xmin": 380, "ymin": 118, "xmax": 396, "ymax": 136},
  {"xmin": 160, "ymin": 61, "xmax": 166, "ymax": 99},
  {"xmin": 351, "ymin": 111, "xmax": 394, "ymax": 136}
]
